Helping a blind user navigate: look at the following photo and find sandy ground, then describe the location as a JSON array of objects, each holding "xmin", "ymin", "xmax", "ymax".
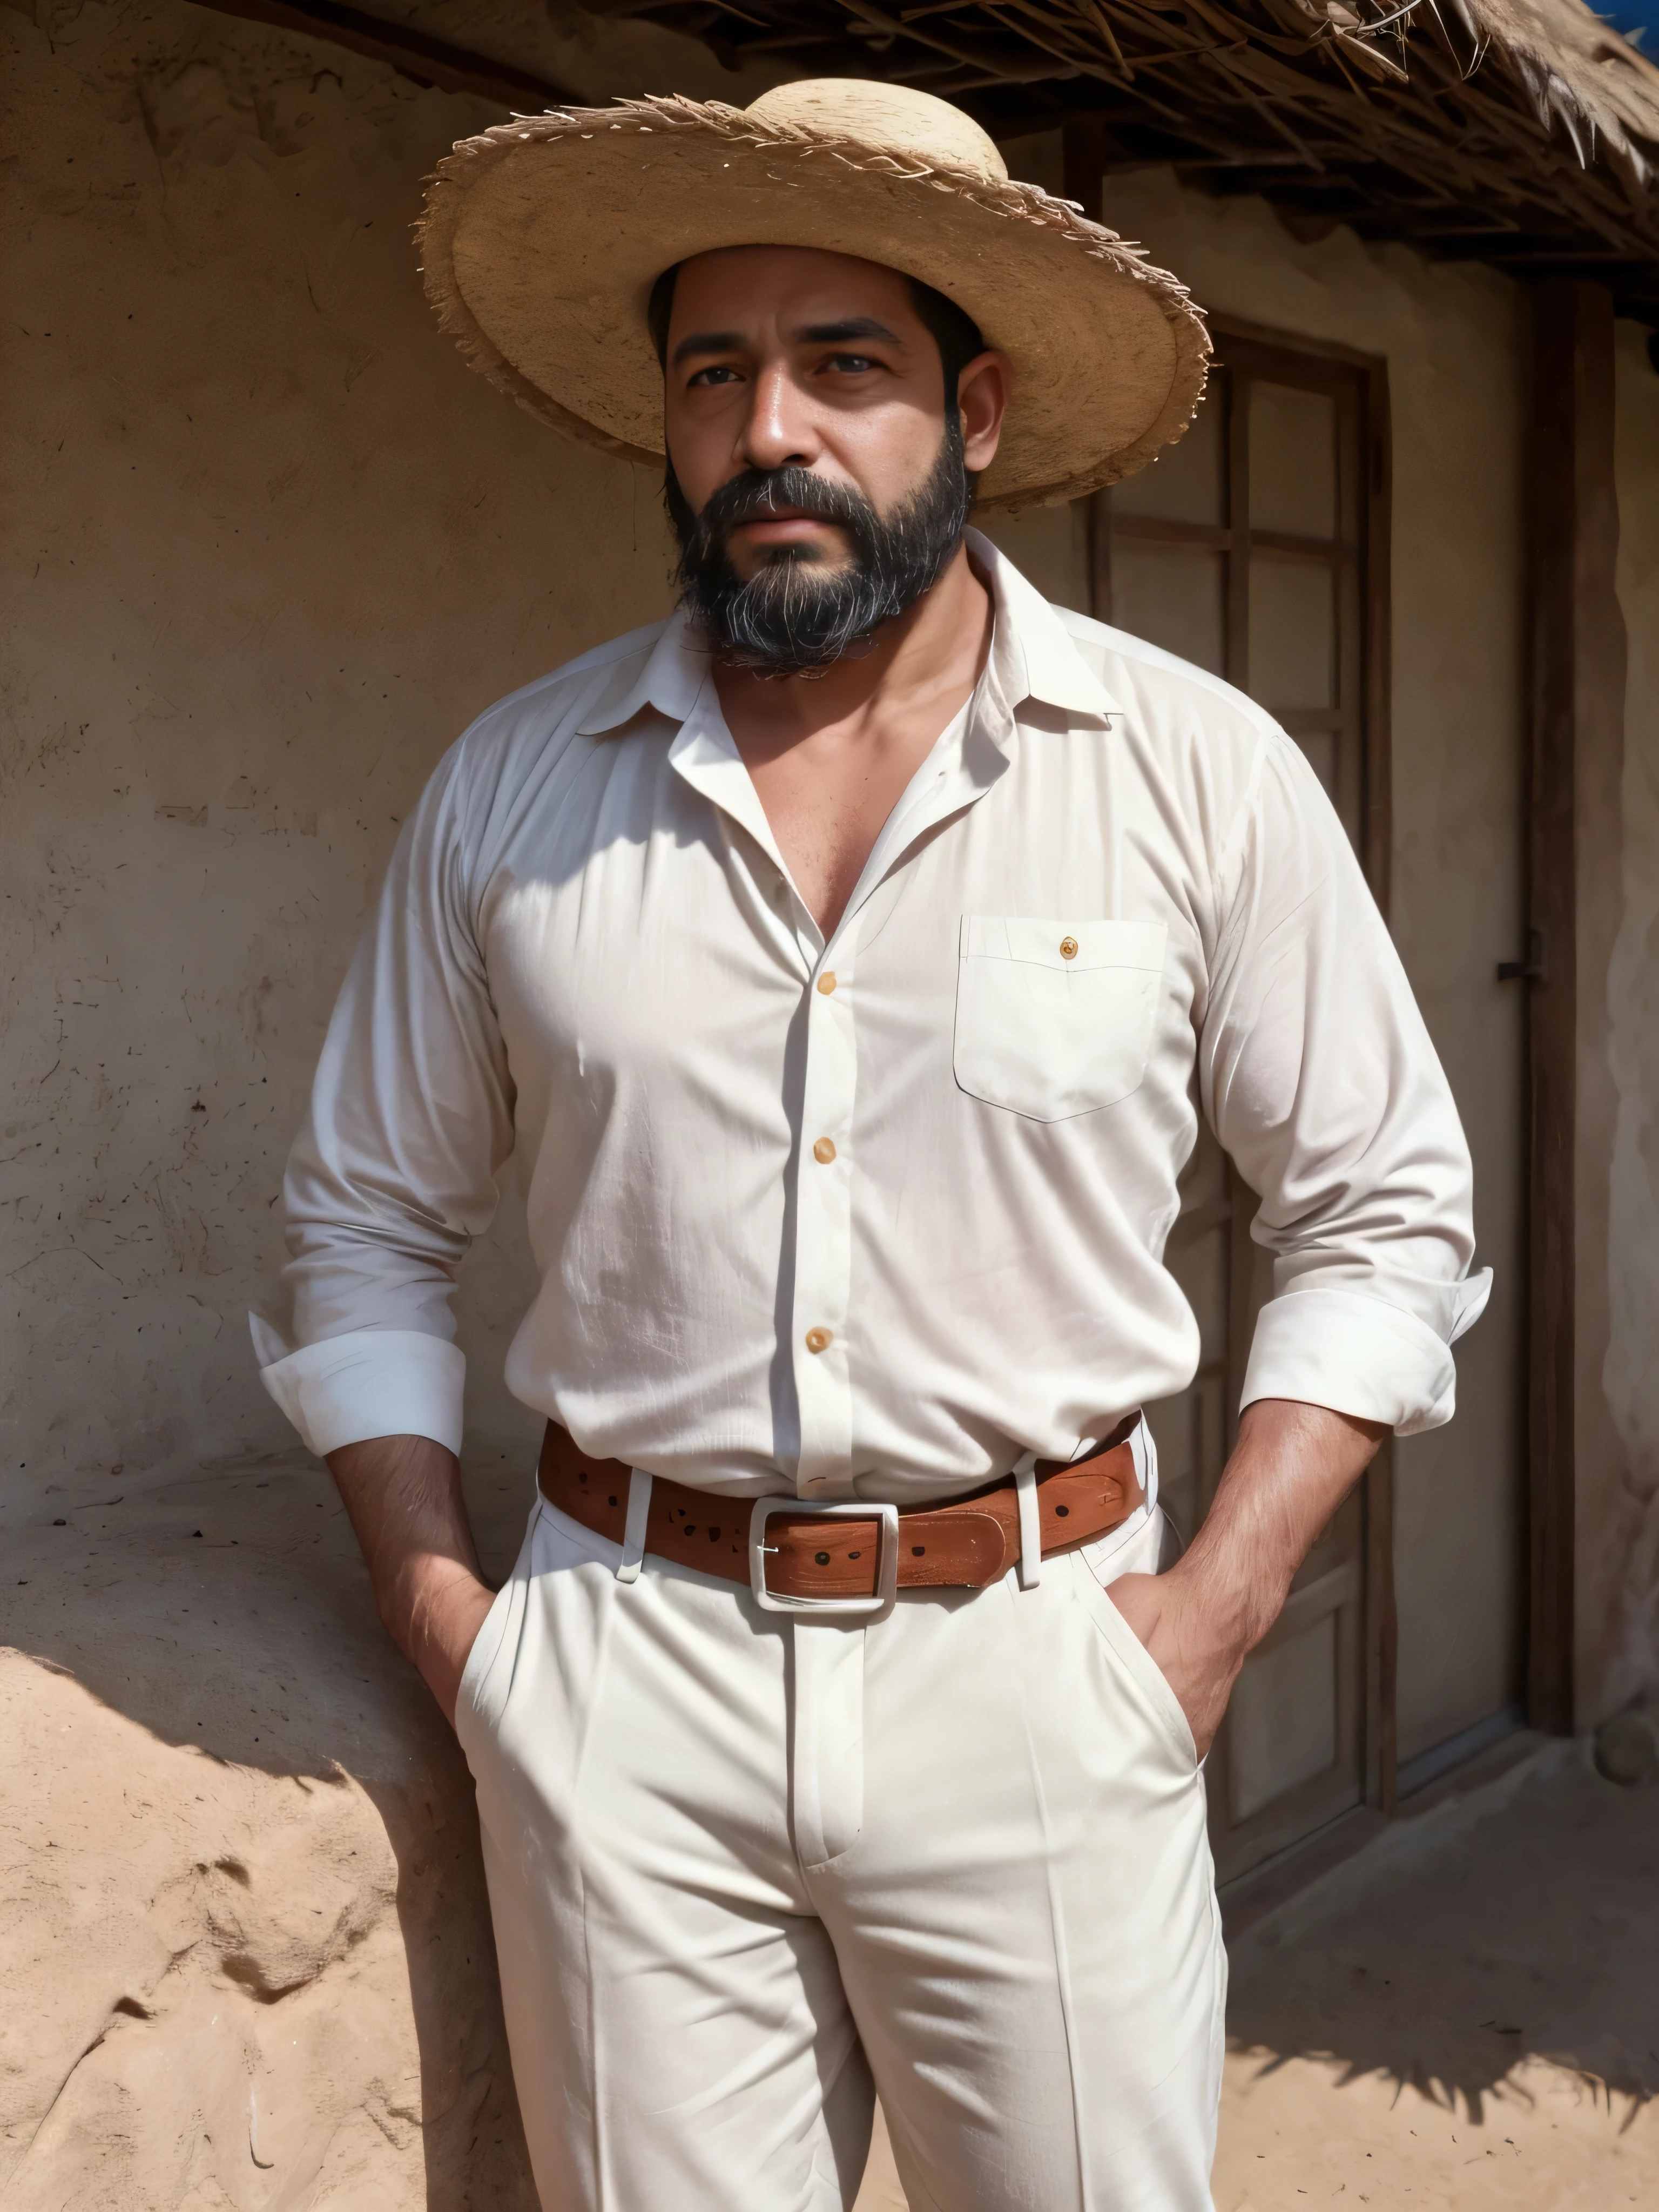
[
  {"xmin": 855, "ymin": 1741, "xmax": 1659, "ymax": 2210},
  {"xmin": 0, "ymin": 1461, "xmax": 537, "ymax": 2210}
]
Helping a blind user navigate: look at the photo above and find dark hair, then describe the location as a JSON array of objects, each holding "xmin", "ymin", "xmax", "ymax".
[{"xmin": 645, "ymin": 262, "xmax": 987, "ymax": 398}]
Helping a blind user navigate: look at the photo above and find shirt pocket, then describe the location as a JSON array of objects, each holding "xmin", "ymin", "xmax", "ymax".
[{"xmin": 954, "ymin": 915, "xmax": 1168, "ymax": 1123}]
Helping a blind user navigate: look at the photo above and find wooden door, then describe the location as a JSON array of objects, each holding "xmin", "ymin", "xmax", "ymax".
[{"xmin": 1090, "ymin": 328, "xmax": 1396, "ymax": 1881}]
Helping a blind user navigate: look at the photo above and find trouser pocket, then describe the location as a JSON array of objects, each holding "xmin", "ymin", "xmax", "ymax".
[{"xmin": 1070, "ymin": 1547, "xmax": 1199, "ymax": 1771}]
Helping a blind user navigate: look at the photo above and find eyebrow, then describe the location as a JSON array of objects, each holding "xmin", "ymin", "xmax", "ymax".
[
  {"xmin": 670, "ymin": 316, "xmax": 905, "ymax": 368},
  {"xmin": 795, "ymin": 318, "xmax": 903, "ymax": 347},
  {"xmin": 671, "ymin": 329, "xmax": 740, "ymax": 368}
]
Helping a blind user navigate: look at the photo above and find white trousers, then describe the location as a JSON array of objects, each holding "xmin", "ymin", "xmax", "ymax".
[{"xmin": 457, "ymin": 1489, "xmax": 1225, "ymax": 2212}]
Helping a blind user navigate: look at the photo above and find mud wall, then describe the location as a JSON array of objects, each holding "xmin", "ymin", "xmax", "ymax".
[{"xmin": 1, "ymin": 0, "xmax": 765, "ymax": 1523}]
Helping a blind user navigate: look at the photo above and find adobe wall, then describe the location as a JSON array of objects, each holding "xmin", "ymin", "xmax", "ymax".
[{"xmin": 2, "ymin": 0, "xmax": 762, "ymax": 1520}]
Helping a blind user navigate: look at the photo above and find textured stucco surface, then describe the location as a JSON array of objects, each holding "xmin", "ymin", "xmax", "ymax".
[
  {"xmin": 0, "ymin": 0, "xmax": 678, "ymax": 1515},
  {"xmin": 1602, "ymin": 321, "xmax": 1659, "ymax": 1720}
]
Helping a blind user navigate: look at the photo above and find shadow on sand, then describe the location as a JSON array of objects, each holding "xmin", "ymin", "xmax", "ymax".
[{"xmin": 1223, "ymin": 1741, "xmax": 1659, "ymax": 2126}]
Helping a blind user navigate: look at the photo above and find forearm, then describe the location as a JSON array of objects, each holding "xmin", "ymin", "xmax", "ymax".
[
  {"xmin": 325, "ymin": 1431, "xmax": 495, "ymax": 1726},
  {"xmin": 1109, "ymin": 1395, "xmax": 1384, "ymax": 1757},
  {"xmin": 1179, "ymin": 1397, "xmax": 1384, "ymax": 1650}
]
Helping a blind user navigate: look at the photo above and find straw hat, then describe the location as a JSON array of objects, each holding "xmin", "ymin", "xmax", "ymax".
[{"xmin": 419, "ymin": 79, "xmax": 1209, "ymax": 513}]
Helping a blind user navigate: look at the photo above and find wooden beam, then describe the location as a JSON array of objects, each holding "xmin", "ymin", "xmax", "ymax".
[
  {"xmin": 1524, "ymin": 278, "xmax": 1625, "ymax": 1735},
  {"xmin": 191, "ymin": 0, "xmax": 577, "ymax": 110}
]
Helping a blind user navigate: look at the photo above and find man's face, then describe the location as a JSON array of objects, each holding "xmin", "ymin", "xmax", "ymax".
[
  {"xmin": 666, "ymin": 247, "xmax": 966, "ymax": 575},
  {"xmin": 660, "ymin": 246, "xmax": 1004, "ymax": 675}
]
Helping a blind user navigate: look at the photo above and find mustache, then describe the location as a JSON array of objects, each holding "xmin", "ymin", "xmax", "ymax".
[{"xmin": 678, "ymin": 466, "xmax": 878, "ymax": 558}]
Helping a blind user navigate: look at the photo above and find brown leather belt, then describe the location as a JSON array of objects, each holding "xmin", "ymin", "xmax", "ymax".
[{"xmin": 536, "ymin": 1415, "xmax": 1144, "ymax": 1607}]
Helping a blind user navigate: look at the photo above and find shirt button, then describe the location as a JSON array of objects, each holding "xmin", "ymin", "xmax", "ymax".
[
  {"xmin": 1060, "ymin": 936, "xmax": 1078, "ymax": 960},
  {"xmin": 812, "ymin": 1137, "xmax": 837, "ymax": 1165},
  {"xmin": 804, "ymin": 1326, "xmax": 833, "ymax": 1354},
  {"xmin": 817, "ymin": 972, "xmax": 837, "ymax": 995}
]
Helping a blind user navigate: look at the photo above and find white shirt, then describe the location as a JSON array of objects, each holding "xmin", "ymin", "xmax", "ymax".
[{"xmin": 255, "ymin": 532, "xmax": 1488, "ymax": 1505}]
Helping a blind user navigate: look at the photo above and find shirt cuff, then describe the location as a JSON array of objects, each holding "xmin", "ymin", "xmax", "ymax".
[
  {"xmin": 1240, "ymin": 1274, "xmax": 1492, "ymax": 1437},
  {"xmin": 251, "ymin": 1319, "xmax": 466, "ymax": 1458}
]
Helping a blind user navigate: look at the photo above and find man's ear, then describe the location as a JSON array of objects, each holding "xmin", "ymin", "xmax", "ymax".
[{"xmin": 957, "ymin": 352, "xmax": 1011, "ymax": 476}]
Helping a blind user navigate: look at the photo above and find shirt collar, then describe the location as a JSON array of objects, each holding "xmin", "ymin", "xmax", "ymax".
[
  {"xmin": 575, "ymin": 609, "xmax": 709, "ymax": 738},
  {"xmin": 576, "ymin": 530, "xmax": 1120, "ymax": 744},
  {"xmin": 965, "ymin": 528, "xmax": 1122, "ymax": 728}
]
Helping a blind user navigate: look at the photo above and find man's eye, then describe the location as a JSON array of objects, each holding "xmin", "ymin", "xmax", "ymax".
[
  {"xmin": 826, "ymin": 354, "xmax": 876, "ymax": 373},
  {"xmin": 687, "ymin": 365, "xmax": 742, "ymax": 388}
]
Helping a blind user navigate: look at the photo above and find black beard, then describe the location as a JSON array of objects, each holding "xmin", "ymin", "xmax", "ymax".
[{"xmin": 666, "ymin": 422, "xmax": 975, "ymax": 679}]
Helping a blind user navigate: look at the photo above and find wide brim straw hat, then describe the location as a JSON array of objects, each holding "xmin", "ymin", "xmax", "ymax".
[{"xmin": 419, "ymin": 79, "xmax": 1210, "ymax": 514}]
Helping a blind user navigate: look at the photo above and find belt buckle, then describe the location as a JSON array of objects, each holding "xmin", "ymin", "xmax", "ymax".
[{"xmin": 748, "ymin": 1498, "xmax": 900, "ymax": 1620}]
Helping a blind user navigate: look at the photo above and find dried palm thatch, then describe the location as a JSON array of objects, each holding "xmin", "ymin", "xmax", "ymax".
[{"xmin": 609, "ymin": 0, "xmax": 1659, "ymax": 320}]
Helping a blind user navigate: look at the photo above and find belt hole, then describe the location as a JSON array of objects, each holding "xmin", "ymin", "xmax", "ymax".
[
  {"xmin": 848, "ymin": 1549, "xmax": 861, "ymax": 1560},
  {"xmin": 607, "ymin": 1495, "xmax": 618, "ymax": 1508},
  {"xmin": 814, "ymin": 1550, "xmax": 831, "ymax": 1565},
  {"xmin": 911, "ymin": 1545, "xmax": 926, "ymax": 1557},
  {"xmin": 708, "ymin": 1527, "xmax": 721, "ymax": 1541},
  {"xmin": 685, "ymin": 1525, "xmax": 696, "ymax": 1536},
  {"xmin": 1054, "ymin": 1504, "xmax": 1069, "ymax": 1518}
]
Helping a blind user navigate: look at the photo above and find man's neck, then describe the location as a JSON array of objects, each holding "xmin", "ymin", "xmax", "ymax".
[{"xmin": 711, "ymin": 543, "xmax": 994, "ymax": 937}]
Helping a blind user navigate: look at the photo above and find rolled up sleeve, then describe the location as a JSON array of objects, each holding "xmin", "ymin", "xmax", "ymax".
[
  {"xmin": 1202, "ymin": 730, "xmax": 1489, "ymax": 1435},
  {"xmin": 254, "ymin": 737, "xmax": 514, "ymax": 1456}
]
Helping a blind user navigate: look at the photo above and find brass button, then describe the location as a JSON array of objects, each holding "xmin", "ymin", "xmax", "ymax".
[
  {"xmin": 817, "ymin": 971, "xmax": 837, "ymax": 995},
  {"xmin": 1060, "ymin": 936, "xmax": 1079, "ymax": 960},
  {"xmin": 804, "ymin": 1326, "xmax": 833, "ymax": 1354},
  {"xmin": 812, "ymin": 1137, "xmax": 837, "ymax": 1165}
]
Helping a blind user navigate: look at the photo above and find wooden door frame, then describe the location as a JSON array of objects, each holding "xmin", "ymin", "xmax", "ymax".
[
  {"xmin": 1522, "ymin": 278, "xmax": 1625, "ymax": 1735},
  {"xmin": 1211, "ymin": 318, "xmax": 1401, "ymax": 1825}
]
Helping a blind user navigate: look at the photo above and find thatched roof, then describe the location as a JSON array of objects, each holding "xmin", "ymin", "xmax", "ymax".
[{"xmin": 613, "ymin": 0, "xmax": 1659, "ymax": 320}]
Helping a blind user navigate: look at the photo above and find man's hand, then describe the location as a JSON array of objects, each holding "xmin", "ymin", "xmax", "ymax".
[
  {"xmin": 326, "ymin": 1433, "xmax": 496, "ymax": 1729},
  {"xmin": 1108, "ymin": 1398, "xmax": 1384, "ymax": 1759}
]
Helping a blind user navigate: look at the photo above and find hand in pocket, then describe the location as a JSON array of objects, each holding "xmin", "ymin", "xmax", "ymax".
[{"xmin": 1106, "ymin": 1564, "xmax": 1245, "ymax": 1762}]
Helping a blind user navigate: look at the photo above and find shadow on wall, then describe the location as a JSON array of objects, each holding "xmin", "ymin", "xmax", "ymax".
[
  {"xmin": 1224, "ymin": 1743, "xmax": 1659, "ymax": 2125},
  {"xmin": 0, "ymin": 1461, "xmax": 539, "ymax": 2210}
]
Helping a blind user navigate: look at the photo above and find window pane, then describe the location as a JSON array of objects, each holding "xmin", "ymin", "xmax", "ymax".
[
  {"xmin": 1113, "ymin": 391, "xmax": 1225, "ymax": 526},
  {"xmin": 1110, "ymin": 540, "xmax": 1224, "ymax": 676},
  {"xmin": 1249, "ymin": 556, "xmax": 1334, "ymax": 710},
  {"xmin": 1249, "ymin": 381, "xmax": 1337, "ymax": 538},
  {"xmin": 1229, "ymin": 1612, "xmax": 1339, "ymax": 1821}
]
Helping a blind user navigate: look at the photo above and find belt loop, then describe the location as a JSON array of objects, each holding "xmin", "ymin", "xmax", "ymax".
[
  {"xmin": 616, "ymin": 1467, "xmax": 652, "ymax": 1585},
  {"xmin": 1013, "ymin": 1452, "xmax": 1041, "ymax": 1589},
  {"xmin": 1128, "ymin": 1417, "xmax": 1158, "ymax": 1515}
]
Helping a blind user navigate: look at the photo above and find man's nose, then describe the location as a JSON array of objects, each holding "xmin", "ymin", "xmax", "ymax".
[{"xmin": 737, "ymin": 360, "xmax": 819, "ymax": 474}]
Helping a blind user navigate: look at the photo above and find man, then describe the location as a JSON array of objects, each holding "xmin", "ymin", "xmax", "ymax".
[{"xmin": 254, "ymin": 79, "xmax": 1488, "ymax": 2211}]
